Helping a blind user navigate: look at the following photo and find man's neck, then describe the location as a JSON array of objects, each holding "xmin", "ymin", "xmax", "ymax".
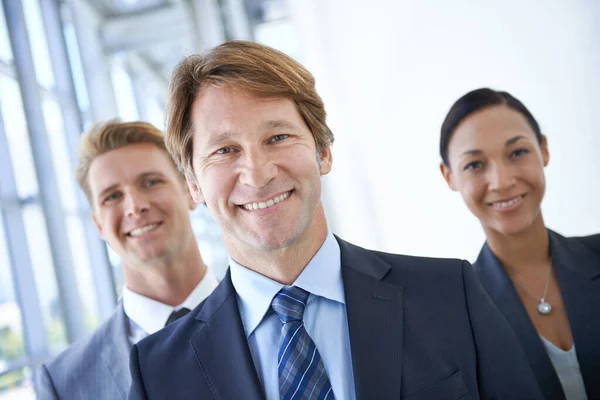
[
  {"xmin": 484, "ymin": 213, "xmax": 550, "ymax": 275},
  {"xmin": 228, "ymin": 209, "xmax": 329, "ymax": 285},
  {"xmin": 124, "ymin": 241, "xmax": 207, "ymax": 306}
]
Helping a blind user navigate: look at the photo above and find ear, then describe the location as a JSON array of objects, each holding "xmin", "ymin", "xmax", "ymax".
[
  {"xmin": 177, "ymin": 175, "xmax": 198, "ymax": 211},
  {"xmin": 185, "ymin": 173, "xmax": 205, "ymax": 204},
  {"xmin": 186, "ymin": 188, "xmax": 198, "ymax": 211},
  {"xmin": 440, "ymin": 162, "xmax": 458, "ymax": 191},
  {"xmin": 540, "ymin": 135, "xmax": 550, "ymax": 167},
  {"xmin": 319, "ymin": 146, "xmax": 333, "ymax": 176},
  {"xmin": 91, "ymin": 211, "xmax": 106, "ymax": 241}
]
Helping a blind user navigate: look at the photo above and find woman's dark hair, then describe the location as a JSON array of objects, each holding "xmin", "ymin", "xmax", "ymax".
[{"xmin": 440, "ymin": 88, "xmax": 543, "ymax": 166}]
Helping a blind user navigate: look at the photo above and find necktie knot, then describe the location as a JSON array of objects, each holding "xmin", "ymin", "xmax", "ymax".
[
  {"xmin": 165, "ymin": 307, "xmax": 191, "ymax": 327},
  {"xmin": 271, "ymin": 285, "xmax": 309, "ymax": 323}
]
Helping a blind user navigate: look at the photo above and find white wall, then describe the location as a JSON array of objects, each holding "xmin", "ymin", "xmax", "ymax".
[{"xmin": 289, "ymin": 0, "xmax": 600, "ymax": 261}]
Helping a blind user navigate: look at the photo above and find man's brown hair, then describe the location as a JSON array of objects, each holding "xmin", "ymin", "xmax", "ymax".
[
  {"xmin": 165, "ymin": 40, "xmax": 334, "ymax": 178},
  {"xmin": 76, "ymin": 120, "xmax": 177, "ymax": 204}
]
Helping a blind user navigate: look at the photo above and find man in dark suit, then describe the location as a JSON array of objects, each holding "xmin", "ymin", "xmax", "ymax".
[
  {"xmin": 36, "ymin": 121, "xmax": 218, "ymax": 399},
  {"xmin": 129, "ymin": 41, "xmax": 542, "ymax": 399}
]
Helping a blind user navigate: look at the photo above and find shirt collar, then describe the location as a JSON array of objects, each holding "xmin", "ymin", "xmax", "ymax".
[
  {"xmin": 122, "ymin": 268, "xmax": 219, "ymax": 336},
  {"xmin": 230, "ymin": 231, "xmax": 344, "ymax": 338}
]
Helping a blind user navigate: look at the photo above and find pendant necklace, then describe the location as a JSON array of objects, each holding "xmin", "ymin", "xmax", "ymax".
[{"xmin": 512, "ymin": 261, "xmax": 553, "ymax": 315}]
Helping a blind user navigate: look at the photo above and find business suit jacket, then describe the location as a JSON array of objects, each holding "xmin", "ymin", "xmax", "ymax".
[
  {"xmin": 474, "ymin": 230, "xmax": 600, "ymax": 400},
  {"xmin": 129, "ymin": 237, "xmax": 542, "ymax": 400},
  {"xmin": 37, "ymin": 303, "xmax": 131, "ymax": 400}
]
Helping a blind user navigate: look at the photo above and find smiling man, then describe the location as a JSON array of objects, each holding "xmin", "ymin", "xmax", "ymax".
[
  {"xmin": 36, "ymin": 121, "xmax": 218, "ymax": 400},
  {"xmin": 128, "ymin": 41, "xmax": 543, "ymax": 400}
]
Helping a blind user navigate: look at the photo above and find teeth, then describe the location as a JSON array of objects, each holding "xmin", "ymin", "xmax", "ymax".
[
  {"xmin": 129, "ymin": 224, "xmax": 158, "ymax": 237},
  {"xmin": 243, "ymin": 191, "xmax": 290, "ymax": 211},
  {"xmin": 492, "ymin": 196, "xmax": 523, "ymax": 209}
]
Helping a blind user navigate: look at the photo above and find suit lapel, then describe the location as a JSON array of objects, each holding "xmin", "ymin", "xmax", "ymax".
[
  {"xmin": 549, "ymin": 231, "xmax": 600, "ymax": 399},
  {"xmin": 474, "ymin": 244, "xmax": 565, "ymax": 400},
  {"xmin": 100, "ymin": 304, "xmax": 132, "ymax": 400},
  {"xmin": 190, "ymin": 271, "xmax": 264, "ymax": 400},
  {"xmin": 337, "ymin": 237, "xmax": 403, "ymax": 400}
]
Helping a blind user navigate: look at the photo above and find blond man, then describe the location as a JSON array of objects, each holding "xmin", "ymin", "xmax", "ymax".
[
  {"xmin": 36, "ymin": 121, "xmax": 218, "ymax": 400},
  {"xmin": 129, "ymin": 42, "xmax": 542, "ymax": 400}
]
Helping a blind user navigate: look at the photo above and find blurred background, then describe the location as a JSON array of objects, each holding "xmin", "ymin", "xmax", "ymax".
[{"xmin": 0, "ymin": 0, "xmax": 599, "ymax": 398}]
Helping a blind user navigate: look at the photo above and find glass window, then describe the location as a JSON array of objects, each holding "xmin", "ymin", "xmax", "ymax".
[
  {"xmin": 0, "ymin": 3, "xmax": 13, "ymax": 62},
  {"xmin": 0, "ymin": 215, "xmax": 29, "ymax": 395},
  {"xmin": 63, "ymin": 22, "xmax": 90, "ymax": 114},
  {"xmin": 21, "ymin": 204, "xmax": 67, "ymax": 354},
  {"xmin": 42, "ymin": 97, "xmax": 78, "ymax": 212},
  {"xmin": 145, "ymin": 96, "xmax": 165, "ymax": 131},
  {"xmin": 65, "ymin": 216, "xmax": 99, "ymax": 332},
  {"xmin": 0, "ymin": 366, "xmax": 36, "ymax": 399},
  {"xmin": 22, "ymin": 0, "xmax": 55, "ymax": 89},
  {"xmin": 41, "ymin": 98, "xmax": 100, "ymax": 332},
  {"xmin": 0, "ymin": 214, "xmax": 16, "ymax": 303},
  {"xmin": 0, "ymin": 76, "xmax": 39, "ymax": 199},
  {"xmin": 190, "ymin": 207, "xmax": 229, "ymax": 279},
  {"xmin": 110, "ymin": 63, "xmax": 139, "ymax": 121},
  {"xmin": 106, "ymin": 244, "xmax": 125, "ymax": 298}
]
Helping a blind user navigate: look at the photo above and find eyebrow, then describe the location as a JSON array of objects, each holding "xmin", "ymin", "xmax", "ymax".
[
  {"xmin": 261, "ymin": 119, "xmax": 299, "ymax": 131},
  {"xmin": 460, "ymin": 149, "xmax": 482, "ymax": 157},
  {"xmin": 460, "ymin": 135, "xmax": 528, "ymax": 157},
  {"xmin": 205, "ymin": 131, "xmax": 236, "ymax": 150},
  {"xmin": 505, "ymin": 135, "xmax": 526, "ymax": 146},
  {"xmin": 98, "ymin": 184, "xmax": 119, "ymax": 201}
]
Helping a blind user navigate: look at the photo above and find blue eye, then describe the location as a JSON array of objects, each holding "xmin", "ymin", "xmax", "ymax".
[
  {"xmin": 215, "ymin": 147, "xmax": 234, "ymax": 155},
  {"xmin": 105, "ymin": 192, "xmax": 121, "ymax": 202},
  {"xmin": 464, "ymin": 161, "xmax": 483, "ymax": 171},
  {"xmin": 145, "ymin": 179, "xmax": 161, "ymax": 187},
  {"xmin": 270, "ymin": 134, "xmax": 289, "ymax": 142},
  {"xmin": 511, "ymin": 148, "xmax": 529, "ymax": 158}
]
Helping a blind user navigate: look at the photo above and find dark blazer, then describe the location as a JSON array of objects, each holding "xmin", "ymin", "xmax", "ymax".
[
  {"xmin": 129, "ymin": 237, "xmax": 542, "ymax": 400},
  {"xmin": 474, "ymin": 230, "xmax": 600, "ymax": 400},
  {"xmin": 37, "ymin": 304, "xmax": 131, "ymax": 400}
]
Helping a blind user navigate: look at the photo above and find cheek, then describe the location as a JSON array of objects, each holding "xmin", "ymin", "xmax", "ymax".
[
  {"xmin": 201, "ymin": 167, "xmax": 237, "ymax": 204},
  {"xmin": 458, "ymin": 178, "xmax": 486, "ymax": 207},
  {"xmin": 282, "ymin": 150, "xmax": 320, "ymax": 177},
  {"xmin": 527, "ymin": 163, "xmax": 546, "ymax": 186},
  {"xmin": 160, "ymin": 194, "xmax": 184, "ymax": 214},
  {"xmin": 102, "ymin": 211, "xmax": 120, "ymax": 238},
  {"xmin": 528, "ymin": 170, "xmax": 546, "ymax": 196}
]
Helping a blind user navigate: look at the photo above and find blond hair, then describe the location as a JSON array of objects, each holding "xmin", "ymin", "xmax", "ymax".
[
  {"xmin": 76, "ymin": 120, "xmax": 177, "ymax": 204},
  {"xmin": 165, "ymin": 40, "xmax": 334, "ymax": 178}
]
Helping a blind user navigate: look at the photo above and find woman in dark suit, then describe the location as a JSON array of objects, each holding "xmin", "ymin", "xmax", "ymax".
[{"xmin": 439, "ymin": 88, "xmax": 600, "ymax": 400}]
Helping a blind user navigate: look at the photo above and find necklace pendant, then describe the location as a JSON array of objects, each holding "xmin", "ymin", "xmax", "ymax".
[{"xmin": 538, "ymin": 299, "xmax": 552, "ymax": 315}]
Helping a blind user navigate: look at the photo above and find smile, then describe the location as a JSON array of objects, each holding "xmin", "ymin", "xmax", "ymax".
[
  {"xmin": 128, "ymin": 223, "xmax": 161, "ymax": 237},
  {"xmin": 242, "ymin": 191, "xmax": 291, "ymax": 211},
  {"xmin": 488, "ymin": 195, "xmax": 525, "ymax": 210}
]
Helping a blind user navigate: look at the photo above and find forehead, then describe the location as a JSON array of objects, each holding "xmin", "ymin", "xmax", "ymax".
[
  {"xmin": 190, "ymin": 85, "xmax": 303, "ymax": 139},
  {"xmin": 449, "ymin": 105, "xmax": 537, "ymax": 151},
  {"xmin": 88, "ymin": 143, "xmax": 177, "ymax": 195}
]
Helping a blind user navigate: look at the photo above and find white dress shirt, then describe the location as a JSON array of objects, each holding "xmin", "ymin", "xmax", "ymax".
[
  {"xmin": 230, "ymin": 232, "xmax": 356, "ymax": 400},
  {"xmin": 123, "ymin": 268, "xmax": 219, "ymax": 345}
]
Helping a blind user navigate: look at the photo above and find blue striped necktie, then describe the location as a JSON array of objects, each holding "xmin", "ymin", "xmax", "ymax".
[{"xmin": 271, "ymin": 286, "xmax": 335, "ymax": 400}]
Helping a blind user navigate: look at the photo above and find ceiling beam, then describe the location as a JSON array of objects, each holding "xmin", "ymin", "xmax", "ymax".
[{"xmin": 101, "ymin": 4, "xmax": 193, "ymax": 54}]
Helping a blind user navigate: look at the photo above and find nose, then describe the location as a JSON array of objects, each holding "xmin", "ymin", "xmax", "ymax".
[
  {"xmin": 487, "ymin": 161, "xmax": 516, "ymax": 192},
  {"xmin": 124, "ymin": 189, "xmax": 150, "ymax": 217},
  {"xmin": 238, "ymin": 147, "xmax": 277, "ymax": 188}
]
